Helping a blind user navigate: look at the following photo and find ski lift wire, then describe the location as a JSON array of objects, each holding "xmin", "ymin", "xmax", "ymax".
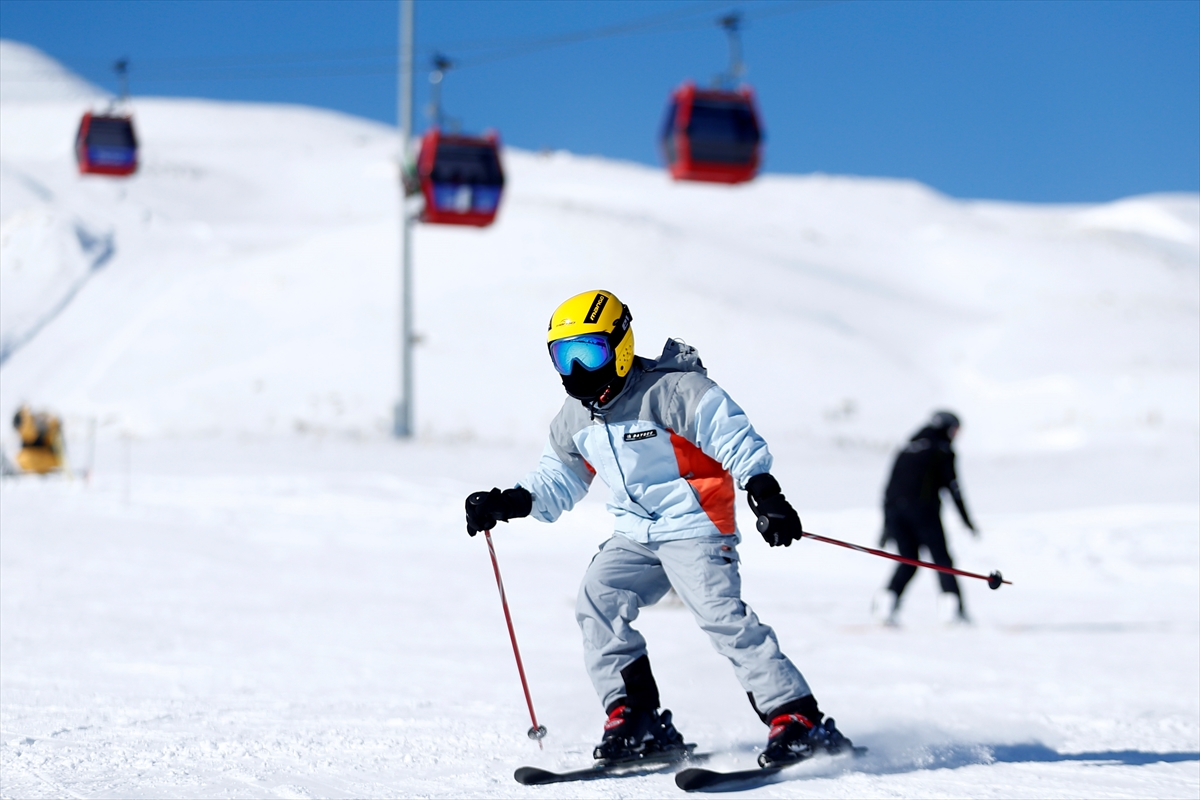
[
  {"xmin": 444, "ymin": 1, "xmax": 847, "ymax": 70},
  {"xmin": 430, "ymin": 0, "xmax": 728, "ymax": 62},
  {"xmin": 4, "ymin": 1, "xmax": 847, "ymax": 85},
  {"xmin": 16, "ymin": 2, "xmax": 726, "ymax": 77}
]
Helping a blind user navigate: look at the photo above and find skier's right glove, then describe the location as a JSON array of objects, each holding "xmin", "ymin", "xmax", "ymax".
[
  {"xmin": 745, "ymin": 473, "xmax": 804, "ymax": 547},
  {"xmin": 465, "ymin": 486, "xmax": 533, "ymax": 536}
]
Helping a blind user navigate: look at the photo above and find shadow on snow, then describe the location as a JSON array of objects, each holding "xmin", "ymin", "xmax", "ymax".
[
  {"xmin": 714, "ymin": 740, "xmax": 1200, "ymax": 785},
  {"xmin": 849, "ymin": 742, "xmax": 1199, "ymax": 776},
  {"xmin": 988, "ymin": 744, "xmax": 1200, "ymax": 766}
]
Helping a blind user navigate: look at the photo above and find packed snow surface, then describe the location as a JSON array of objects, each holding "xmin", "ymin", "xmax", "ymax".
[{"xmin": 2, "ymin": 41, "xmax": 1197, "ymax": 798}]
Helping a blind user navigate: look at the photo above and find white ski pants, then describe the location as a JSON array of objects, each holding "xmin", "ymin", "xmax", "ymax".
[{"xmin": 575, "ymin": 534, "xmax": 811, "ymax": 716}]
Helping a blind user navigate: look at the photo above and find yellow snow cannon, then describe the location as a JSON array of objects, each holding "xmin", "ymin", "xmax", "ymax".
[{"xmin": 12, "ymin": 405, "xmax": 65, "ymax": 474}]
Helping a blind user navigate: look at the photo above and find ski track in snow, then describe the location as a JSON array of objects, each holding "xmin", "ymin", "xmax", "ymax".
[
  {"xmin": 2, "ymin": 438, "xmax": 1197, "ymax": 798},
  {"xmin": 1, "ymin": 41, "xmax": 1198, "ymax": 798}
]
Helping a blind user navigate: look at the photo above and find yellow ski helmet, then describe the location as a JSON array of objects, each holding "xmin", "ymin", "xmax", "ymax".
[{"xmin": 547, "ymin": 290, "xmax": 634, "ymax": 403}]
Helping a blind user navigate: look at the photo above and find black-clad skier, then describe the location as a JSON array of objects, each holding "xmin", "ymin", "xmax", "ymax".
[{"xmin": 874, "ymin": 411, "xmax": 977, "ymax": 625}]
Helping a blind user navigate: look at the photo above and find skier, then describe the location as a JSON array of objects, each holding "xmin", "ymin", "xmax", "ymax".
[
  {"xmin": 463, "ymin": 290, "xmax": 854, "ymax": 768},
  {"xmin": 874, "ymin": 411, "xmax": 977, "ymax": 625}
]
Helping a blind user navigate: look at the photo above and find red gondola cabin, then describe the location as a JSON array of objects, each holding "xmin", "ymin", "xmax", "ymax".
[
  {"xmin": 75, "ymin": 112, "xmax": 138, "ymax": 177},
  {"xmin": 414, "ymin": 128, "xmax": 504, "ymax": 227},
  {"xmin": 660, "ymin": 82, "xmax": 762, "ymax": 185}
]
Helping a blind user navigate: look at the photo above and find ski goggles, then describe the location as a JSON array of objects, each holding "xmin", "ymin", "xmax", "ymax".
[{"xmin": 548, "ymin": 334, "xmax": 614, "ymax": 375}]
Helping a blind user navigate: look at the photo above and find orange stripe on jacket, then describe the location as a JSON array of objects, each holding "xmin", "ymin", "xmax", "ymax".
[{"xmin": 668, "ymin": 430, "xmax": 736, "ymax": 534}]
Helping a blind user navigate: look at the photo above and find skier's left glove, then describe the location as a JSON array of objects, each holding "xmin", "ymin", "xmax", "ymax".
[
  {"xmin": 745, "ymin": 473, "xmax": 804, "ymax": 547},
  {"xmin": 465, "ymin": 486, "xmax": 533, "ymax": 536}
]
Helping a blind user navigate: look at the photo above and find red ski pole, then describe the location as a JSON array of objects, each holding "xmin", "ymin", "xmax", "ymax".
[
  {"xmin": 483, "ymin": 528, "xmax": 548, "ymax": 747},
  {"xmin": 756, "ymin": 517, "xmax": 1011, "ymax": 589}
]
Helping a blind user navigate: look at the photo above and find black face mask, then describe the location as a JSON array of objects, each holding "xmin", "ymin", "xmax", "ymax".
[{"xmin": 561, "ymin": 360, "xmax": 626, "ymax": 405}]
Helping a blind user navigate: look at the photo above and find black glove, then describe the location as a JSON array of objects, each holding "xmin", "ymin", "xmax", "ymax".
[
  {"xmin": 745, "ymin": 473, "xmax": 803, "ymax": 547},
  {"xmin": 465, "ymin": 487, "xmax": 533, "ymax": 536}
]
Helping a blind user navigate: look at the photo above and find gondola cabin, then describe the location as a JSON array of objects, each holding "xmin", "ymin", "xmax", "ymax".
[
  {"xmin": 75, "ymin": 112, "xmax": 138, "ymax": 176},
  {"xmin": 414, "ymin": 128, "xmax": 504, "ymax": 227},
  {"xmin": 660, "ymin": 82, "xmax": 762, "ymax": 184}
]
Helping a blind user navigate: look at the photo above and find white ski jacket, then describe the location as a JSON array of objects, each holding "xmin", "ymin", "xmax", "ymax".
[{"xmin": 518, "ymin": 339, "xmax": 773, "ymax": 543}]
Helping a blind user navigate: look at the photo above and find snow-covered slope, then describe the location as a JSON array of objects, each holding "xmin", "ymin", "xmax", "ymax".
[
  {"xmin": 2, "ymin": 38, "xmax": 1196, "ymax": 458},
  {"xmin": 0, "ymin": 39, "xmax": 106, "ymax": 104},
  {"xmin": 2, "ymin": 41, "xmax": 1197, "ymax": 799}
]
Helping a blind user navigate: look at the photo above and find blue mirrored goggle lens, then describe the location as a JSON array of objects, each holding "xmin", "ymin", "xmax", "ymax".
[{"xmin": 549, "ymin": 335, "xmax": 613, "ymax": 375}]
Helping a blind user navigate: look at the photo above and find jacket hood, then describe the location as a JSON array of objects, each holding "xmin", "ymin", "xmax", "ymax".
[
  {"xmin": 911, "ymin": 425, "xmax": 951, "ymax": 443},
  {"xmin": 584, "ymin": 338, "xmax": 705, "ymax": 414},
  {"xmin": 640, "ymin": 338, "xmax": 707, "ymax": 376}
]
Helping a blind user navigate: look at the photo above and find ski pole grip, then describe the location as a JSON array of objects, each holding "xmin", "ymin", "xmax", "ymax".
[{"xmin": 756, "ymin": 513, "xmax": 790, "ymax": 534}]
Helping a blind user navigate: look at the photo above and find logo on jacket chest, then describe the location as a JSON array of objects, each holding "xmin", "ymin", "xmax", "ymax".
[{"xmin": 623, "ymin": 429, "xmax": 658, "ymax": 442}]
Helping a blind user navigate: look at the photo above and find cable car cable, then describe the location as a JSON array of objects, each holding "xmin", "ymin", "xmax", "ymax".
[
  {"xmin": 7, "ymin": 1, "xmax": 848, "ymax": 87},
  {"xmin": 434, "ymin": 0, "xmax": 728, "ymax": 68},
  {"xmin": 8, "ymin": 1, "xmax": 725, "ymax": 82}
]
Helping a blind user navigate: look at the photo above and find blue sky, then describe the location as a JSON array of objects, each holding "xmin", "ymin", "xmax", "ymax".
[{"xmin": 2, "ymin": 0, "xmax": 1197, "ymax": 202}]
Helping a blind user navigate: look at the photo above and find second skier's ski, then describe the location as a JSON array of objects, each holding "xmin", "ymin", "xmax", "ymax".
[{"xmin": 675, "ymin": 745, "xmax": 868, "ymax": 792}]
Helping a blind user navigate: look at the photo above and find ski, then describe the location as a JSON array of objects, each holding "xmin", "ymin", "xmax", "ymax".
[
  {"xmin": 514, "ymin": 745, "xmax": 705, "ymax": 785},
  {"xmin": 675, "ymin": 746, "xmax": 867, "ymax": 792}
]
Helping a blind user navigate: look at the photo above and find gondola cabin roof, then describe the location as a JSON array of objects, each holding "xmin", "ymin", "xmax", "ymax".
[
  {"xmin": 660, "ymin": 82, "xmax": 762, "ymax": 185},
  {"xmin": 75, "ymin": 111, "xmax": 138, "ymax": 177},
  {"xmin": 415, "ymin": 128, "xmax": 505, "ymax": 227}
]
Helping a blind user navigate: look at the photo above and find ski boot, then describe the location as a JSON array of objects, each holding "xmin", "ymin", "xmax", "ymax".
[
  {"xmin": 938, "ymin": 592, "xmax": 972, "ymax": 626},
  {"xmin": 871, "ymin": 588, "xmax": 901, "ymax": 627},
  {"xmin": 758, "ymin": 712, "xmax": 855, "ymax": 767},
  {"xmin": 593, "ymin": 703, "xmax": 687, "ymax": 765}
]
